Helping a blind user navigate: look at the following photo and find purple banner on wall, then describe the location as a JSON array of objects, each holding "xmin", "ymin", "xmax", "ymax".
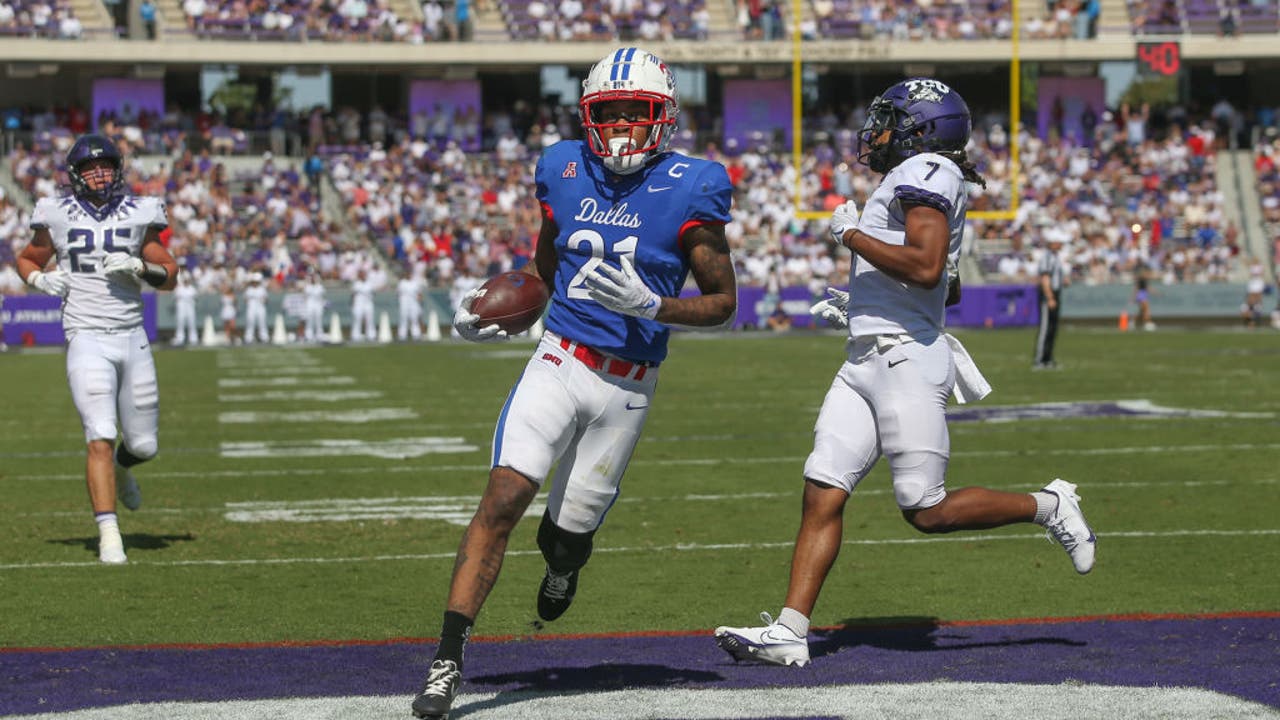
[
  {"xmin": 408, "ymin": 79, "xmax": 482, "ymax": 151},
  {"xmin": 1, "ymin": 294, "xmax": 158, "ymax": 346},
  {"xmin": 722, "ymin": 79, "xmax": 792, "ymax": 151},
  {"xmin": 683, "ymin": 285, "xmax": 1038, "ymax": 329},
  {"xmin": 92, "ymin": 78, "xmax": 165, "ymax": 129},
  {"xmin": 1036, "ymin": 77, "xmax": 1106, "ymax": 145}
]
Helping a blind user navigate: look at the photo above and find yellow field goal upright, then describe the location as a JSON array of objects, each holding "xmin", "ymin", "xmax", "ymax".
[{"xmin": 789, "ymin": 0, "xmax": 1021, "ymax": 223}]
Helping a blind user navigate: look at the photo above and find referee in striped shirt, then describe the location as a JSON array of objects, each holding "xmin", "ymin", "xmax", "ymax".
[{"xmin": 1034, "ymin": 232, "xmax": 1067, "ymax": 369}]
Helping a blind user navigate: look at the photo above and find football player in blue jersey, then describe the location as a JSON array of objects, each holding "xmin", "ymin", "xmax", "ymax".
[
  {"xmin": 16, "ymin": 134, "xmax": 178, "ymax": 565},
  {"xmin": 413, "ymin": 47, "xmax": 737, "ymax": 719},
  {"xmin": 713, "ymin": 79, "xmax": 1097, "ymax": 668}
]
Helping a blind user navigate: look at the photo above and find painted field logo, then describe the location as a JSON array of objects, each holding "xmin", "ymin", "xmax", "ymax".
[{"xmin": 947, "ymin": 399, "xmax": 1273, "ymax": 424}]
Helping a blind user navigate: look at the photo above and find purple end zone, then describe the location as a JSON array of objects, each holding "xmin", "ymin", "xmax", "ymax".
[{"xmin": 3, "ymin": 615, "xmax": 1277, "ymax": 716}]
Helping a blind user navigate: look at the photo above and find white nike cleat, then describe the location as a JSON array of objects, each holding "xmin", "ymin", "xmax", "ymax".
[
  {"xmin": 99, "ymin": 532, "xmax": 127, "ymax": 565},
  {"xmin": 1042, "ymin": 479, "xmax": 1096, "ymax": 574},
  {"xmin": 714, "ymin": 612, "xmax": 810, "ymax": 667},
  {"xmin": 115, "ymin": 465, "xmax": 141, "ymax": 511}
]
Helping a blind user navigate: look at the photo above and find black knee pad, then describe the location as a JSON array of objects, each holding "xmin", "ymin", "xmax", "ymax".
[
  {"xmin": 537, "ymin": 511, "xmax": 595, "ymax": 573},
  {"xmin": 115, "ymin": 442, "xmax": 155, "ymax": 468}
]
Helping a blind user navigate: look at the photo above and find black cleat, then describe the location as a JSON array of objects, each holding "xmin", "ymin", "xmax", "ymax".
[
  {"xmin": 411, "ymin": 659, "xmax": 461, "ymax": 719},
  {"xmin": 536, "ymin": 565, "xmax": 578, "ymax": 621}
]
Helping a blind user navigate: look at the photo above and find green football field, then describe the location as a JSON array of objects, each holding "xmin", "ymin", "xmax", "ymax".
[{"xmin": 2, "ymin": 326, "xmax": 1278, "ymax": 649}]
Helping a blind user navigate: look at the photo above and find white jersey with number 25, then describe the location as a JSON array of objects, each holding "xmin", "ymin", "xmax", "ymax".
[{"xmin": 30, "ymin": 195, "xmax": 169, "ymax": 336}]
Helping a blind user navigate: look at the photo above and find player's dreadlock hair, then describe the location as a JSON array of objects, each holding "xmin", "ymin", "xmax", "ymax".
[{"xmin": 937, "ymin": 149, "xmax": 987, "ymax": 189}]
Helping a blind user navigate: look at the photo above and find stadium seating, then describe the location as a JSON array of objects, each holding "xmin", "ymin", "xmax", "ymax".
[
  {"xmin": 497, "ymin": 0, "xmax": 705, "ymax": 40},
  {"xmin": 180, "ymin": 0, "xmax": 425, "ymax": 41},
  {"xmin": 0, "ymin": 0, "xmax": 87, "ymax": 39}
]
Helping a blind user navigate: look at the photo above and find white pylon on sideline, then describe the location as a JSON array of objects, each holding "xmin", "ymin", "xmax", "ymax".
[
  {"xmin": 200, "ymin": 315, "xmax": 219, "ymax": 347},
  {"xmin": 271, "ymin": 313, "xmax": 288, "ymax": 345},
  {"xmin": 425, "ymin": 306, "xmax": 442, "ymax": 342},
  {"xmin": 377, "ymin": 311, "xmax": 393, "ymax": 344},
  {"xmin": 327, "ymin": 313, "xmax": 344, "ymax": 344},
  {"xmin": 528, "ymin": 316, "xmax": 544, "ymax": 340}
]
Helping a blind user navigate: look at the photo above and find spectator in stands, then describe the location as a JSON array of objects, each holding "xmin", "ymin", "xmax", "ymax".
[
  {"xmin": 0, "ymin": 261, "xmax": 24, "ymax": 295},
  {"xmin": 765, "ymin": 304, "xmax": 792, "ymax": 332},
  {"xmin": 455, "ymin": 0, "xmax": 472, "ymax": 40},
  {"xmin": 139, "ymin": 0, "xmax": 158, "ymax": 38}
]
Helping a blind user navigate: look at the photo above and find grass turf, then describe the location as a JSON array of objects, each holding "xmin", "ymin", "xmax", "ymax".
[{"xmin": 2, "ymin": 326, "xmax": 1277, "ymax": 648}]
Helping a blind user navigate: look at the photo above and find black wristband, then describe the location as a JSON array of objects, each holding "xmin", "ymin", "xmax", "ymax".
[{"xmin": 141, "ymin": 261, "xmax": 169, "ymax": 288}]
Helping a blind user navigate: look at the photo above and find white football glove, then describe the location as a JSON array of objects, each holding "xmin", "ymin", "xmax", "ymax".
[
  {"xmin": 584, "ymin": 255, "xmax": 661, "ymax": 320},
  {"xmin": 809, "ymin": 286, "xmax": 850, "ymax": 328},
  {"xmin": 27, "ymin": 269, "xmax": 71, "ymax": 297},
  {"xmin": 829, "ymin": 200, "xmax": 860, "ymax": 245},
  {"xmin": 451, "ymin": 287, "xmax": 510, "ymax": 343},
  {"xmin": 102, "ymin": 252, "xmax": 145, "ymax": 279}
]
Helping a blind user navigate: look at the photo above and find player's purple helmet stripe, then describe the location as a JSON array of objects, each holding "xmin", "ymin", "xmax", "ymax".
[{"xmin": 858, "ymin": 78, "xmax": 972, "ymax": 174}]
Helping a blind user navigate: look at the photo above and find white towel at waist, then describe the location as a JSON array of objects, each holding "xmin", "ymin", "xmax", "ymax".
[{"xmin": 944, "ymin": 333, "xmax": 992, "ymax": 404}]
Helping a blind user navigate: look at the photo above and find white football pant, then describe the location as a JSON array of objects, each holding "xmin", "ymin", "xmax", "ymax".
[
  {"xmin": 398, "ymin": 303, "xmax": 422, "ymax": 340},
  {"xmin": 351, "ymin": 300, "xmax": 375, "ymax": 340},
  {"xmin": 304, "ymin": 304, "xmax": 324, "ymax": 342},
  {"xmin": 244, "ymin": 304, "xmax": 269, "ymax": 343},
  {"xmin": 173, "ymin": 305, "xmax": 197, "ymax": 345},
  {"xmin": 804, "ymin": 334, "xmax": 953, "ymax": 510},
  {"xmin": 66, "ymin": 327, "xmax": 160, "ymax": 458},
  {"xmin": 493, "ymin": 332, "xmax": 659, "ymax": 534}
]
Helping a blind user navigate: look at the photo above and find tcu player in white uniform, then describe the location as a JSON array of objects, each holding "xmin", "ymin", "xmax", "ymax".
[
  {"xmin": 396, "ymin": 269, "xmax": 423, "ymax": 341},
  {"xmin": 413, "ymin": 47, "xmax": 736, "ymax": 720},
  {"xmin": 16, "ymin": 134, "xmax": 178, "ymax": 564},
  {"xmin": 242, "ymin": 274, "xmax": 270, "ymax": 343},
  {"xmin": 349, "ymin": 269, "xmax": 376, "ymax": 341},
  {"xmin": 714, "ymin": 79, "xmax": 1096, "ymax": 667}
]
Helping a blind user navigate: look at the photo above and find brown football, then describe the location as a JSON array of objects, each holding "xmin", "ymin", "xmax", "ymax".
[{"xmin": 470, "ymin": 271, "xmax": 550, "ymax": 334}]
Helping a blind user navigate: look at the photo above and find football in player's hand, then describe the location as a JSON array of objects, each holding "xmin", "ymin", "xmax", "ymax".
[{"xmin": 470, "ymin": 271, "xmax": 549, "ymax": 334}]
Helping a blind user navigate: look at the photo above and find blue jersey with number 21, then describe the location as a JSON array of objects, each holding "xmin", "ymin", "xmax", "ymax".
[{"xmin": 535, "ymin": 140, "xmax": 732, "ymax": 365}]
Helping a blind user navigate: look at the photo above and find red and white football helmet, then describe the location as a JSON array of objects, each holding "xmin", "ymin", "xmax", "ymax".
[{"xmin": 579, "ymin": 47, "xmax": 679, "ymax": 175}]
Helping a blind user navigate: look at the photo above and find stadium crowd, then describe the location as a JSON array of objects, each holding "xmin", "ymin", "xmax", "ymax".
[{"xmin": 2, "ymin": 97, "xmax": 1273, "ymax": 308}]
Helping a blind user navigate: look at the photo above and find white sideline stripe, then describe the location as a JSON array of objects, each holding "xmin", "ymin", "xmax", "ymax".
[
  {"xmin": 217, "ymin": 390, "xmax": 384, "ymax": 402},
  {"xmin": 217, "ymin": 408, "xmax": 419, "ymax": 424},
  {"xmin": 6, "ymin": 683, "xmax": 1278, "ymax": 720},
  {"xmin": 217, "ymin": 376, "xmax": 356, "ymax": 388},
  {"xmin": 3, "ymin": 529, "xmax": 1278, "ymax": 570}
]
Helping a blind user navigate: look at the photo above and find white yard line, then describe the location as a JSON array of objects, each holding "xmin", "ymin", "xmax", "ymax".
[
  {"xmin": 10, "ymin": 477, "xmax": 1277, "ymax": 519},
  {"xmin": 217, "ymin": 376, "xmax": 356, "ymax": 388},
  {"xmin": 217, "ymin": 409, "xmax": 419, "ymax": 424},
  {"xmin": 10, "ymin": 442, "xmax": 1280, "ymax": 480},
  {"xmin": 2, "ymin": 528, "xmax": 1278, "ymax": 570},
  {"xmin": 217, "ymin": 366, "xmax": 337, "ymax": 376},
  {"xmin": 216, "ymin": 390, "xmax": 384, "ymax": 402}
]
